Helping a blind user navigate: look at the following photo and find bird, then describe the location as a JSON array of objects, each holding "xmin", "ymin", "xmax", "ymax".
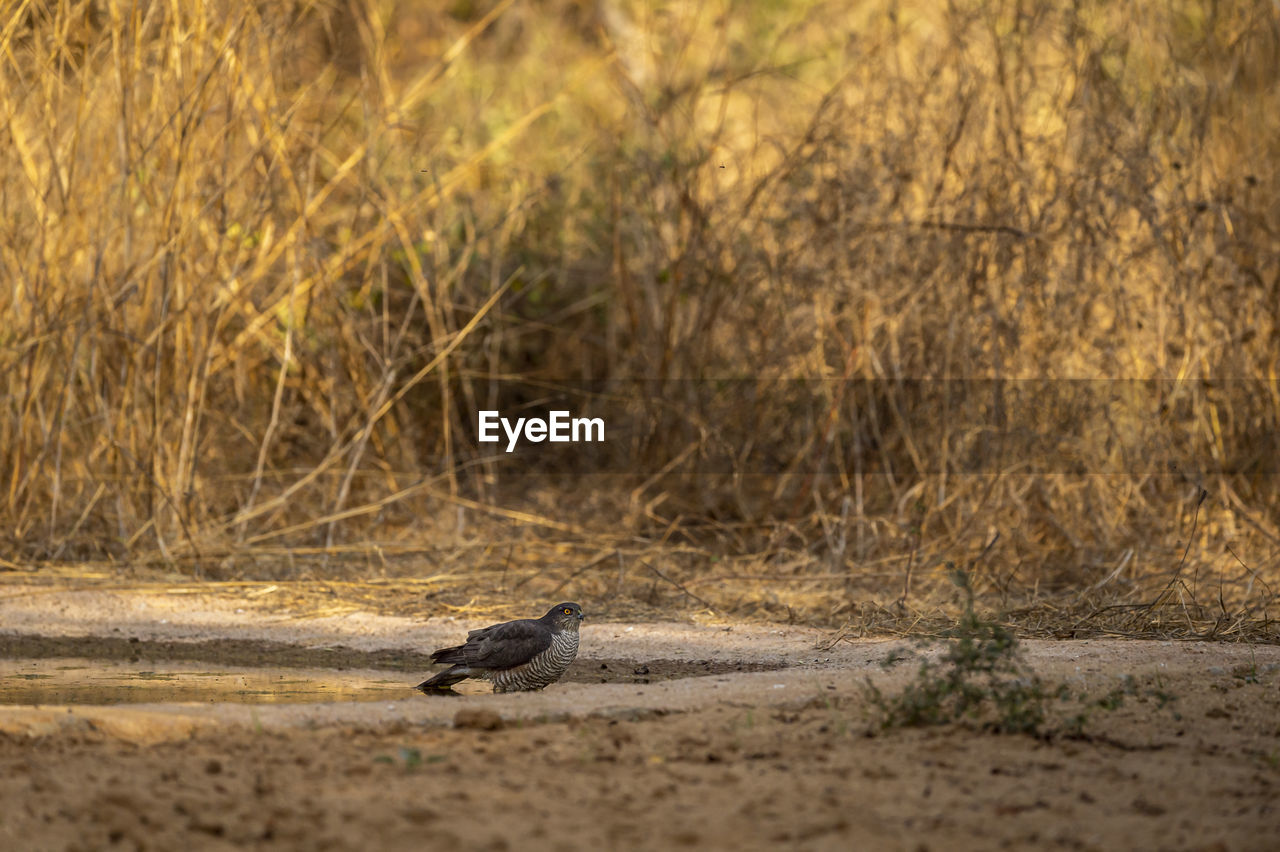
[{"xmin": 416, "ymin": 602, "xmax": 585, "ymax": 694}]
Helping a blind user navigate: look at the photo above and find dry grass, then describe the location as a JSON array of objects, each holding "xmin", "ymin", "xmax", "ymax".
[{"xmin": 1, "ymin": 0, "xmax": 1278, "ymax": 636}]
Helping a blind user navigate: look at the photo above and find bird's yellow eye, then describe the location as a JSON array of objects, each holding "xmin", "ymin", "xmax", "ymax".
[{"xmin": 563, "ymin": 607, "xmax": 572, "ymax": 615}]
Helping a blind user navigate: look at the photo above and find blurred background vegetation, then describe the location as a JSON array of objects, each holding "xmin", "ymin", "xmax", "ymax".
[{"xmin": 1, "ymin": 0, "xmax": 1277, "ymax": 634}]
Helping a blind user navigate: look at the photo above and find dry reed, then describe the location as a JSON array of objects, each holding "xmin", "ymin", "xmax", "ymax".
[{"xmin": 1, "ymin": 0, "xmax": 1277, "ymax": 634}]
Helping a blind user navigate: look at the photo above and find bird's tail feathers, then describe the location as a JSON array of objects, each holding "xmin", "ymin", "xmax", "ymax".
[
  {"xmin": 417, "ymin": 664, "xmax": 470, "ymax": 692},
  {"xmin": 429, "ymin": 645, "xmax": 468, "ymax": 665}
]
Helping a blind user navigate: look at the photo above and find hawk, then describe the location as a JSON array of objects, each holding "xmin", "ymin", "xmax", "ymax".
[{"xmin": 416, "ymin": 602, "xmax": 585, "ymax": 693}]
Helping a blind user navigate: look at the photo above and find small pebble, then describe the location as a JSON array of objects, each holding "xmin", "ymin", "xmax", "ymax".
[{"xmin": 453, "ymin": 708, "xmax": 504, "ymax": 731}]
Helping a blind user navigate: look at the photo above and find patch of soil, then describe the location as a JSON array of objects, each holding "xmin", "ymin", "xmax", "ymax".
[
  {"xmin": 1, "ymin": 669, "xmax": 1277, "ymax": 851},
  {"xmin": 576, "ymin": 658, "xmax": 782, "ymax": 685},
  {"xmin": 2, "ymin": 587, "xmax": 1279, "ymax": 850},
  {"xmin": 0, "ymin": 634, "xmax": 784, "ymax": 688}
]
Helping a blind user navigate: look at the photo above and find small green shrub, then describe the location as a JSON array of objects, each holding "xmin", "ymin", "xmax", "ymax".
[{"xmin": 867, "ymin": 570, "xmax": 1056, "ymax": 735}]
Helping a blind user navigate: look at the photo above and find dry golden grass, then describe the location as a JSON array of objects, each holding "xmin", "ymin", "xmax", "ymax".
[{"xmin": 1, "ymin": 0, "xmax": 1277, "ymax": 635}]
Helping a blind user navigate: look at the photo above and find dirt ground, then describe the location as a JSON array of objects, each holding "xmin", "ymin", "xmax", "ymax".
[{"xmin": 0, "ymin": 587, "xmax": 1278, "ymax": 851}]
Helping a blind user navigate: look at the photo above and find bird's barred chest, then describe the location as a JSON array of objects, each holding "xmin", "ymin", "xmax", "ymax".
[{"xmin": 487, "ymin": 629, "xmax": 580, "ymax": 693}]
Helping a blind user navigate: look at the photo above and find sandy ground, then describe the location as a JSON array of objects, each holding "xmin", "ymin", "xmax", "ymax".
[{"xmin": 0, "ymin": 587, "xmax": 1278, "ymax": 850}]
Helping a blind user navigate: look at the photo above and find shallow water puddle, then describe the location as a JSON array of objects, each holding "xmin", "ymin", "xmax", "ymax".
[{"xmin": 0, "ymin": 657, "xmax": 415, "ymax": 705}]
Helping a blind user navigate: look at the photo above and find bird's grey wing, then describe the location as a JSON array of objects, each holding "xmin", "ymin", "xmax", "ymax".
[{"xmin": 464, "ymin": 619, "xmax": 553, "ymax": 669}]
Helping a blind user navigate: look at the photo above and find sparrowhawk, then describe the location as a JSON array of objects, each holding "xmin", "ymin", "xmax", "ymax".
[{"xmin": 416, "ymin": 602, "xmax": 585, "ymax": 693}]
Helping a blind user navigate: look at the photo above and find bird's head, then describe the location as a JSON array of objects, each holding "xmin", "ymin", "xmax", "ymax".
[{"xmin": 547, "ymin": 602, "xmax": 585, "ymax": 630}]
